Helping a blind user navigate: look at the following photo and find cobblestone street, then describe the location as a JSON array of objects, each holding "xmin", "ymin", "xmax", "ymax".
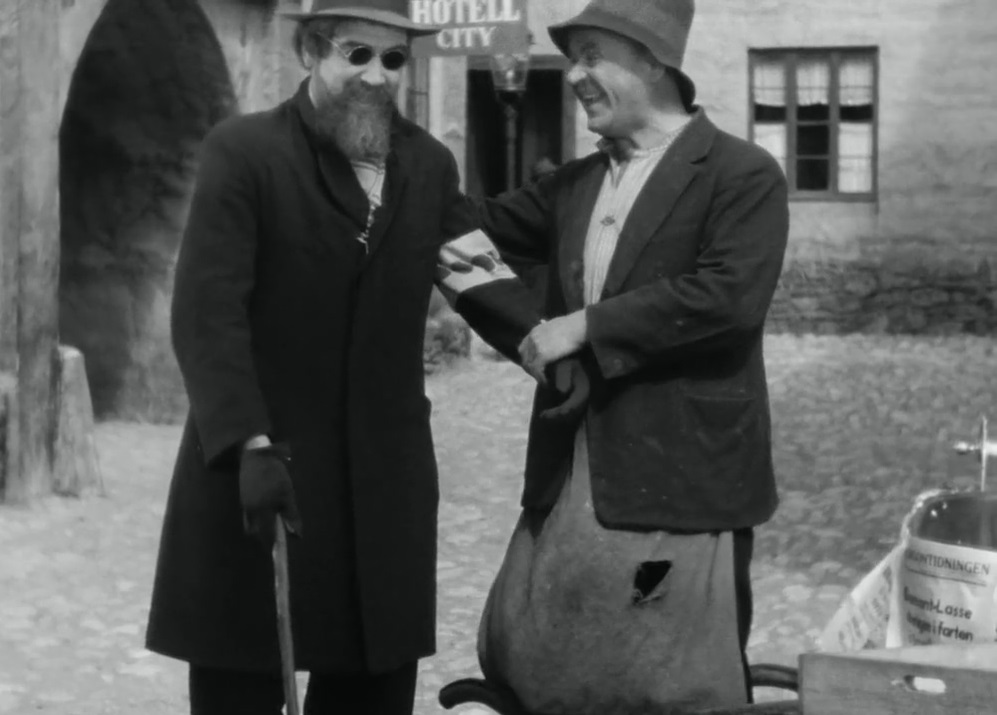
[{"xmin": 1, "ymin": 335, "xmax": 995, "ymax": 714}]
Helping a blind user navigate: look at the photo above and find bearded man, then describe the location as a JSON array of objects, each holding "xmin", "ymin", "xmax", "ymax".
[{"xmin": 143, "ymin": 2, "xmax": 570, "ymax": 713}]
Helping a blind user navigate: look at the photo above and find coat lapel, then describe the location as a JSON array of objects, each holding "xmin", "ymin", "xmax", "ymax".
[
  {"xmin": 558, "ymin": 154, "xmax": 608, "ymax": 312},
  {"xmin": 363, "ymin": 117, "xmax": 411, "ymax": 258},
  {"xmin": 316, "ymin": 152, "xmax": 370, "ymax": 231},
  {"xmin": 599, "ymin": 110, "xmax": 717, "ymax": 299},
  {"xmin": 294, "ymin": 82, "xmax": 370, "ymax": 231}
]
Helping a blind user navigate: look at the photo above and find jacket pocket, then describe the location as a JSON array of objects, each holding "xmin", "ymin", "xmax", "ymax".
[
  {"xmin": 673, "ymin": 393, "xmax": 768, "ymax": 520},
  {"xmin": 678, "ymin": 393, "xmax": 760, "ymax": 463}
]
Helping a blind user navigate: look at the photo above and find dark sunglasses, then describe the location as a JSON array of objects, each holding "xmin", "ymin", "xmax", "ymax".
[{"xmin": 319, "ymin": 36, "xmax": 409, "ymax": 71}]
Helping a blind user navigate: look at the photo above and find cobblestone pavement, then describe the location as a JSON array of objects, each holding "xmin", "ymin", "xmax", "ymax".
[{"xmin": 2, "ymin": 335, "xmax": 996, "ymax": 714}]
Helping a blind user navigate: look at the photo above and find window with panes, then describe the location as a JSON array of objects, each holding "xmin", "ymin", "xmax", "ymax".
[
  {"xmin": 749, "ymin": 48, "xmax": 878, "ymax": 199},
  {"xmin": 403, "ymin": 58, "xmax": 431, "ymax": 129}
]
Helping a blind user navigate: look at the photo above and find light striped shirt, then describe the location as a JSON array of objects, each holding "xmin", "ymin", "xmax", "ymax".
[
  {"xmin": 350, "ymin": 160, "xmax": 386, "ymax": 253},
  {"xmin": 583, "ymin": 125, "xmax": 689, "ymax": 305}
]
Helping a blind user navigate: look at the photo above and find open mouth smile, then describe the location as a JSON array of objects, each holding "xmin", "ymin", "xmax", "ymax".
[{"xmin": 577, "ymin": 91, "xmax": 607, "ymax": 108}]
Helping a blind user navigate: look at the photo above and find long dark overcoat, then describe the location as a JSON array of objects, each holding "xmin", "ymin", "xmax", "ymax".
[
  {"xmin": 478, "ymin": 110, "xmax": 790, "ymax": 533},
  {"xmin": 145, "ymin": 82, "xmax": 484, "ymax": 674}
]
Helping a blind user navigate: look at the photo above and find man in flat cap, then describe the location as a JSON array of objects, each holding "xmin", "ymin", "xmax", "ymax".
[
  {"xmin": 143, "ymin": 1, "xmax": 584, "ymax": 713},
  {"xmin": 471, "ymin": 0, "xmax": 790, "ymax": 711}
]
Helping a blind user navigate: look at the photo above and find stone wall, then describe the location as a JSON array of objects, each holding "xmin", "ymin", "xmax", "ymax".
[{"xmin": 770, "ymin": 259, "xmax": 997, "ymax": 335}]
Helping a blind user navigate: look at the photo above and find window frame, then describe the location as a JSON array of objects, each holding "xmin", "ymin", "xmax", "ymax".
[
  {"xmin": 748, "ymin": 46, "xmax": 880, "ymax": 203},
  {"xmin": 404, "ymin": 57, "xmax": 431, "ymax": 129}
]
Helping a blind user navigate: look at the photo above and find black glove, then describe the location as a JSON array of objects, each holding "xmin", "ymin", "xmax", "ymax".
[
  {"xmin": 239, "ymin": 443, "xmax": 303, "ymax": 546},
  {"xmin": 539, "ymin": 358, "xmax": 590, "ymax": 421}
]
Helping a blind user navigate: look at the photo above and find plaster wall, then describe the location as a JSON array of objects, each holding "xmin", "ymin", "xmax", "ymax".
[
  {"xmin": 684, "ymin": 0, "xmax": 996, "ymax": 263},
  {"xmin": 59, "ymin": 0, "xmax": 109, "ymax": 114},
  {"xmin": 681, "ymin": 0, "xmax": 997, "ymax": 331},
  {"xmin": 199, "ymin": 0, "xmax": 302, "ymax": 112}
]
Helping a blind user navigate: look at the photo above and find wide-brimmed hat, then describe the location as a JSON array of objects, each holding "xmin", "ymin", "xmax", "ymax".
[
  {"xmin": 281, "ymin": 0, "xmax": 442, "ymax": 37},
  {"xmin": 549, "ymin": 0, "xmax": 697, "ymax": 108}
]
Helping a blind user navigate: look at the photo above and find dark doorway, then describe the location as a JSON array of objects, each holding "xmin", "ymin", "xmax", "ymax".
[
  {"xmin": 59, "ymin": 0, "xmax": 236, "ymax": 422},
  {"xmin": 466, "ymin": 61, "xmax": 570, "ymax": 198}
]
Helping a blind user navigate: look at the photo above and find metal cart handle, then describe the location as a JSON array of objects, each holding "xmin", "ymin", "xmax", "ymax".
[{"xmin": 439, "ymin": 663, "xmax": 801, "ymax": 715}]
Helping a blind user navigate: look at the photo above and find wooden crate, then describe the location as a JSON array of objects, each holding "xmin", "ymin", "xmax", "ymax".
[{"xmin": 800, "ymin": 644, "xmax": 997, "ymax": 714}]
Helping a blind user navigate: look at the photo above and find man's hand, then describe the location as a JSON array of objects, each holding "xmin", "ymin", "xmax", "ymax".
[
  {"xmin": 539, "ymin": 358, "xmax": 590, "ymax": 421},
  {"xmin": 239, "ymin": 443, "xmax": 303, "ymax": 547},
  {"xmin": 519, "ymin": 310, "xmax": 588, "ymax": 382}
]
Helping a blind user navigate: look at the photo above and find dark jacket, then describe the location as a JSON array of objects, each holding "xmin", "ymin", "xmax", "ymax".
[
  {"xmin": 479, "ymin": 110, "xmax": 790, "ymax": 532},
  {"xmin": 144, "ymin": 83, "xmax": 527, "ymax": 674}
]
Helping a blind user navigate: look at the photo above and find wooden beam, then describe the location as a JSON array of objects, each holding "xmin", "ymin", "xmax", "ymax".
[
  {"xmin": 0, "ymin": 0, "xmax": 63, "ymax": 503},
  {"xmin": 0, "ymin": 3, "xmax": 20, "ymax": 377}
]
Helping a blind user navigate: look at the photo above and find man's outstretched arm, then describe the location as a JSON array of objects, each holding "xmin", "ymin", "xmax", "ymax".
[
  {"xmin": 435, "ymin": 154, "xmax": 588, "ymax": 416},
  {"xmin": 435, "ymin": 153, "xmax": 547, "ymax": 363},
  {"xmin": 436, "ymin": 228, "xmax": 543, "ymax": 364}
]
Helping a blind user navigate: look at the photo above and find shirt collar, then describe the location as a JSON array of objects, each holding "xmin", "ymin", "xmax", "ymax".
[{"xmin": 597, "ymin": 118, "xmax": 693, "ymax": 164}]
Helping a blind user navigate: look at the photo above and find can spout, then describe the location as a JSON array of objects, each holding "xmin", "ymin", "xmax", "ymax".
[{"xmin": 953, "ymin": 416, "xmax": 994, "ymax": 492}]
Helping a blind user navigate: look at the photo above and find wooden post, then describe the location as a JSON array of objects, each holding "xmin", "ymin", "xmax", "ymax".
[
  {"xmin": 0, "ymin": 4, "xmax": 20, "ymax": 378},
  {"xmin": 52, "ymin": 347, "xmax": 104, "ymax": 498},
  {"xmin": 429, "ymin": 57, "xmax": 469, "ymax": 190},
  {"xmin": 0, "ymin": 0, "xmax": 63, "ymax": 503}
]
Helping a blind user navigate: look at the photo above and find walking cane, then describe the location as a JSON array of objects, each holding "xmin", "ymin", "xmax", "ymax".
[{"xmin": 273, "ymin": 517, "xmax": 301, "ymax": 715}]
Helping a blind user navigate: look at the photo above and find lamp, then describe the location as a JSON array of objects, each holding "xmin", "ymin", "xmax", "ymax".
[{"xmin": 489, "ymin": 48, "xmax": 532, "ymax": 192}]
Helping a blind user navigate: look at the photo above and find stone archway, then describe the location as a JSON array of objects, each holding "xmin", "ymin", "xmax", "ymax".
[{"xmin": 59, "ymin": 0, "xmax": 238, "ymax": 421}]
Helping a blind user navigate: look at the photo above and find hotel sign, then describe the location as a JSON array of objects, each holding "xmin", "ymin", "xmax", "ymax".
[{"xmin": 410, "ymin": 0, "xmax": 530, "ymax": 56}]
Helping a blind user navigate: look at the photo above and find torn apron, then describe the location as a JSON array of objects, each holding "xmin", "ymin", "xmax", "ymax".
[{"xmin": 477, "ymin": 134, "xmax": 748, "ymax": 714}]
